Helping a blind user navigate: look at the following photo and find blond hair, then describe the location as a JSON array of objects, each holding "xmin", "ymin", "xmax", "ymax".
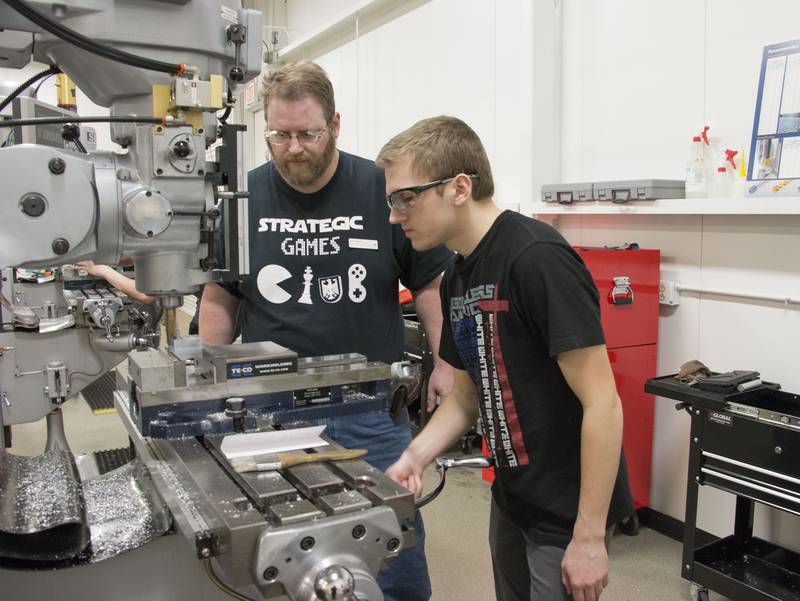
[
  {"xmin": 376, "ymin": 116, "xmax": 494, "ymax": 200},
  {"xmin": 261, "ymin": 60, "xmax": 335, "ymax": 123}
]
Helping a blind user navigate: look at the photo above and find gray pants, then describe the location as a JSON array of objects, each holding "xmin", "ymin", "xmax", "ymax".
[{"xmin": 489, "ymin": 498, "xmax": 612, "ymax": 601}]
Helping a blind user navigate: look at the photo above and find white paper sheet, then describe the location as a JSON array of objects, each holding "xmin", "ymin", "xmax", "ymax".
[
  {"xmin": 758, "ymin": 56, "xmax": 787, "ymax": 136},
  {"xmin": 220, "ymin": 425, "xmax": 329, "ymax": 459}
]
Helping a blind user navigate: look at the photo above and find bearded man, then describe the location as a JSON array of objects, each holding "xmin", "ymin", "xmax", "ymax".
[{"xmin": 199, "ymin": 60, "xmax": 454, "ymax": 601}]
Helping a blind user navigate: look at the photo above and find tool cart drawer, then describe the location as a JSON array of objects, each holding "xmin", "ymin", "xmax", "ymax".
[{"xmin": 700, "ymin": 410, "xmax": 800, "ymax": 514}]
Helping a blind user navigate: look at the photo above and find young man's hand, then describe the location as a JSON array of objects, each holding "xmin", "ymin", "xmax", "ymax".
[
  {"xmin": 561, "ymin": 532, "xmax": 609, "ymax": 601},
  {"xmin": 385, "ymin": 450, "xmax": 425, "ymax": 497},
  {"xmin": 426, "ymin": 359, "xmax": 453, "ymax": 412},
  {"xmin": 75, "ymin": 260, "xmax": 107, "ymax": 277}
]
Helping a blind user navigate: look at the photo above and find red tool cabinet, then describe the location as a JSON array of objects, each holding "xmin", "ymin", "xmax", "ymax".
[
  {"xmin": 578, "ymin": 247, "xmax": 659, "ymax": 511},
  {"xmin": 483, "ymin": 247, "xmax": 660, "ymax": 515}
]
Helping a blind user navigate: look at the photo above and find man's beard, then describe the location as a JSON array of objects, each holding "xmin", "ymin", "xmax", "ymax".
[{"xmin": 272, "ymin": 133, "xmax": 337, "ymax": 189}]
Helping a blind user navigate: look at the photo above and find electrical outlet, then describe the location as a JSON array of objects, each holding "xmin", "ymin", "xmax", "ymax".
[{"xmin": 659, "ymin": 280, "xmax": 680, "ymax": 306}]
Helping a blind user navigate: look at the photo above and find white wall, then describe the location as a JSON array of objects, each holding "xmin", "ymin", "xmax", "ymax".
[
  {"xmin": 559, "ymin": 0, "xmax": 800, "ymax": 551},
  {"xmin": 286, "ymin": 0, "xmax": 365, "ymax": 38},
  {"xmin": 253, "ymin": 0, "xmax": 558, "ymax": 212}
]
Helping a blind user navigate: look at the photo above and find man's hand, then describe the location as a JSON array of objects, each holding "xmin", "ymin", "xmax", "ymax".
[
  {"xmin": 561, "ymin": 534, "xmax": 609, "ymax": 601},
  {"xmin": 385, "ymin": 450, "xmax": 425, "ymax": 497},
  {"xmin": 426, "ymin": 359, "xmax": 453, "ymax": 412}
]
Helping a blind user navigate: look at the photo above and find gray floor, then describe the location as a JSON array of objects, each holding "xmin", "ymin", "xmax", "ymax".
[
  {"xmin": 421, "ymin": 464, "xmax": 730, "ymax": 601},
  {"xmin": 9, "ymin": 397, "xmax": 729, "ymax": 601}
]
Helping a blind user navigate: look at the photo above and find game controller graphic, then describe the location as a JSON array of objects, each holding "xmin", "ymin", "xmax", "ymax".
[{"xmin": 348, "ymin": 263, "xmax": 367, "ymax": 303}]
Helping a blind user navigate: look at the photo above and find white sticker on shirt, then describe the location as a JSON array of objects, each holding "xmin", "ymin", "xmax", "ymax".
[
  {"xmin": 348, "ymin": 238, "xmax": 379, "ymax": 250},
  {"xmin": 257, "ymin": 264, "xmax": 292, "ymax": 304},
  {"xmin": 348, "ymin": 264, "xmax": 367, "ymax": 303},
  {"xmin": 298, "ymin": 266, "xmax": 314, "ymax": 305},
  {"xmin": 319, "ymin": 275, "xmax": 343, "ymax": 303}
]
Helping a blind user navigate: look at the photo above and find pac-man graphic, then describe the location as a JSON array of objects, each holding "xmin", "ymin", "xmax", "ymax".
[{"xmin": 257, "ymin": 264, "xmax": 292, "ymax": 304}]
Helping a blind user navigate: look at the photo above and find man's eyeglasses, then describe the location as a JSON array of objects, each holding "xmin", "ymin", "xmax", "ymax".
[
  {"xmin": 265, "ymin": 128, "xmax": 328, "ymax": 146},
  {"xmin": 386, "ymin": 174, "xmax": 479, "ymax": 212}
]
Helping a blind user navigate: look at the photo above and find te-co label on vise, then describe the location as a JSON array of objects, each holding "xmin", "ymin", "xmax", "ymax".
[{"xmin": 227, "ymin": 359, "xmax": 298, "ymax": 379}]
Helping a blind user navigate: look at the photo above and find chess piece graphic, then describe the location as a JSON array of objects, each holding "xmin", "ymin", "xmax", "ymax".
[{"xmin": 299, "ymin": 266, "xmax": 314, "ymax": 304}]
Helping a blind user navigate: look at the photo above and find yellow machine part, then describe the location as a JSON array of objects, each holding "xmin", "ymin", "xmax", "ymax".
[
  {"xmin": 152, "ymin": 74, "xmax": 224, "ymax": 134},
  {"xmin": 55, "ymin": 73, "xmax": 77, "ymax": 111}
]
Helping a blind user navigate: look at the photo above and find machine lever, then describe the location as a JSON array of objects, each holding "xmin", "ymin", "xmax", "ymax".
[{"xmin": 414, "ymin": 455, "xmax": 494, "ymax": 509}]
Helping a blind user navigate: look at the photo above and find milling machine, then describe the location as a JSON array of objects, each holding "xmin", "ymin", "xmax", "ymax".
[{"xmin": 0, "ymin": 3, "xmax": 418, "ymax": 600}]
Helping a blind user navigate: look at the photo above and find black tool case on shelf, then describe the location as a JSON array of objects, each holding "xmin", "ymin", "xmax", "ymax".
[{"xmin": 646, "ymin": 375, "xmax": 800, "ymax": 601}]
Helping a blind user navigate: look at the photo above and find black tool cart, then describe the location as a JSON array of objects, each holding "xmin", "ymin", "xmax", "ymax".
[{"xmin": 646, "ymin": 375, "xmax": 800, "ymax": 601}]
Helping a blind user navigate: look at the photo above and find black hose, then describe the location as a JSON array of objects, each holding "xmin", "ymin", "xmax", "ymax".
[
  {"xmin": 0, "ymin": 65, "xmax": 61, "ymax": 113},
  {"xmin": 0, "ymin": 116, "xmax": 179, "ymax": 128},
  {"xmin": 32, "ymin": 71, "xmax": 58, "ymax": 98},
  {"xmin": 218, "ymin": 89, "xmax": 234, "ymax": 124},
  {"xmin": 4, "ymin": 0, "xmax": 183, "ymax": 75}
]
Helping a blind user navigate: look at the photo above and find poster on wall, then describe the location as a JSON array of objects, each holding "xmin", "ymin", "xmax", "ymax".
[{"xmin": 748, "ymin": 38, "xmax": 800, "ymax": 197}]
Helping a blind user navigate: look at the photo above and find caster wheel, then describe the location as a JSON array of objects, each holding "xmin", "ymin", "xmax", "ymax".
[
  {"xmin": 618, "ymin": 512, "xmax": 640, "ymax": 536},
  {"xmin": 460, "ymin": 438, "xmax": 473, "ymax": 454}
]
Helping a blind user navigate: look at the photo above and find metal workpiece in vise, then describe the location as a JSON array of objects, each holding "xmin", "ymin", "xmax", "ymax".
[
  {"xmin": 126, "ymin": 345, "xmax": 397, "ymax": 438},
  {"xmin": 415, "ymin": 455, "xmax": 495, "ymax": 509}
]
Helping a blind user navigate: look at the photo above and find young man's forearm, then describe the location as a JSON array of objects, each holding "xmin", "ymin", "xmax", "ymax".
[
  {"xmin": 199, "ymin": 283, "xmax": 240, "ymax": 345},
  {"xmin": 575, "ymin": 399, "xmax": 623, "ymax": 537},
  {"xmin": 93, "ymin": 265, "xmax": 155, "ymax": 304},
  {"xmin": 411, "ymin": 275, "xmax": 445, "ymax": 358},
  {"xmin": 412, "ymin": 275, "xmax": 455, "ymax": 407},
  {"xmin": 557, "ymin": 345, "xmax": 623, "ymax": 537},
  {"xmin": 403, "ymin": 370, "xmax": 478, "ymax": 464}
]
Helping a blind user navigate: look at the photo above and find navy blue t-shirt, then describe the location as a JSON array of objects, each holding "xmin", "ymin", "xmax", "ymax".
[{"xmin": 225, "ymin": 151, "xmax": 452, "ymax": 363}]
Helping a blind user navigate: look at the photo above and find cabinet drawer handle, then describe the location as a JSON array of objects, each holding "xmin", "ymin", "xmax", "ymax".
[{"xmin": 702, "ymin": 451, "xmax": 800, "ymax": 486}]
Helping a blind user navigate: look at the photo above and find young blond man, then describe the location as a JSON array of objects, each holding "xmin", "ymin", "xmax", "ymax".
[{"xmin": 378, "ymin": 116, "xmax": 633, "ymax": 601}]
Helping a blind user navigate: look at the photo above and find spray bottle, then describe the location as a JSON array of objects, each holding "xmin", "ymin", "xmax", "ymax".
[
  {"xmin": 685, "ymin": 126, "xmax": 710, "ymax": 198},
  {"xmin": 709, "ymin": 148, "xmax": 739, "ymax": 198}
]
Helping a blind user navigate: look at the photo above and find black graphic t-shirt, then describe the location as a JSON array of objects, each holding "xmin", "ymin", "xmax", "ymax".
[
  {"xmin": 225, "ymin": 151, "xmax": 452, "ymax": 363},
  {"xmin": 440, "ymin": 210, "xmax": 633, "ymax": 544}
]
